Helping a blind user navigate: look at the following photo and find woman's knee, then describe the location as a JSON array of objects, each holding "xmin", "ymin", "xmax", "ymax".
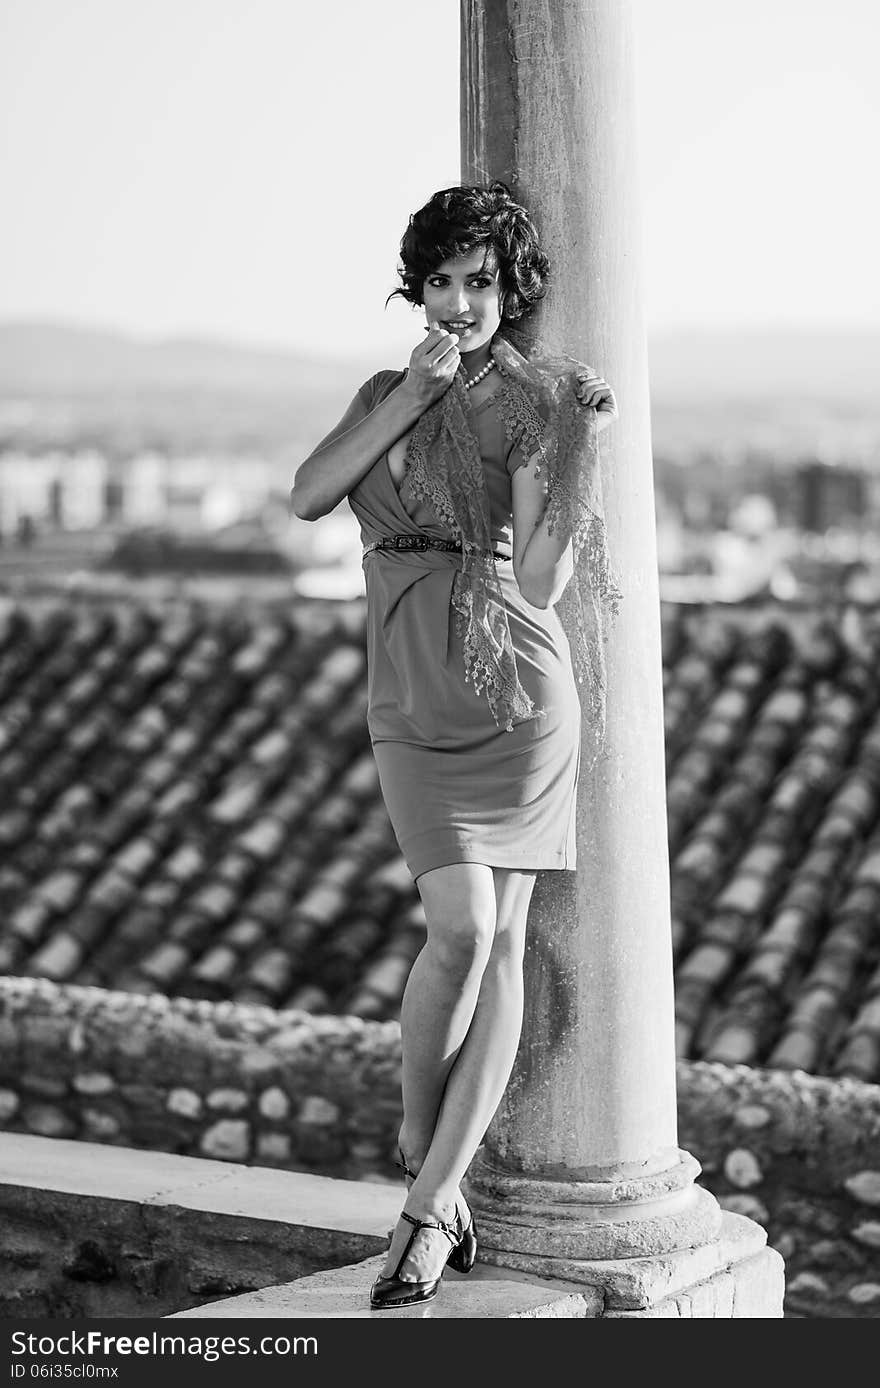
[
  {"xmin": 487, "ymin": 868, "xmax": 534, "ymax": 970},
  {"xmin": 417, "ymin": 863, "xmax": 497, "ymax": 975},
  {"xmin": 485, "ymin": 917, "xmax": 528, "ymax": 976}
]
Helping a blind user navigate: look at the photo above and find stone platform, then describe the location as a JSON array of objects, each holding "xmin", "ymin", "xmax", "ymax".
[{"xmin": 170, "ymin": 1210, "xmax": 783, "ymax": 1318}]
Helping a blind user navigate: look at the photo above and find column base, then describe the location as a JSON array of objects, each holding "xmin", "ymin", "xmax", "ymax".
[
  {"xmin": 465, "ymin": 1147, "xmax": 723, "ymax": 1263},
  {"xmin": 474, "ymin": 1210, "xmax": 784, "ymax": 1316}
]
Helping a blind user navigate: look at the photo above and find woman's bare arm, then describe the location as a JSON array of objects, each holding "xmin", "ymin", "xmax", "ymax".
[
  {"xmin": 290, "ymin": 380, "xmax": 424, "ymax": 521},
  {"xmin": 511, "ymin": 456, "xmax": 574, "ymax": 609},
  {"xmin": 290, "ymin": 325, "xmax": 463, "ymax": 522},
  {"xmin": 512, "ymin": 371, "xmax": 618, "ymax": 607}
]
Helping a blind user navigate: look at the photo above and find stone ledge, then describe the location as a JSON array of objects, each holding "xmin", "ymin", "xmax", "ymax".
[
  {"xmin": 0, "ymin": 1132, "xmax": 400, "ymax": 1237},
  {"xmin": 0, "ymin": 1135, "xmax": 783, "ymax": 1318},
  {"xmin": 0, "ymin": 1133, "xmax": 401, "ymax": 1316},
  {"xmin": 169, "ymin": 1219, "xmax": 784, "ymax": 1319},
  {"xmin": 169, "ymin": 1256, "xmax": 604, "ymax": 1319}
]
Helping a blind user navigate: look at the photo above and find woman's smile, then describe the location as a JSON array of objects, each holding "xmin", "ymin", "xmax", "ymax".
[{"xmin": 422, "ymin": 245, "xmax": 503, "ymax": 360}]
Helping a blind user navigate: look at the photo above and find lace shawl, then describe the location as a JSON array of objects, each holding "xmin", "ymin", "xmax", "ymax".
[{"xmin": 403, "ymin": 331, "xmax": 622, "ymax": 767}]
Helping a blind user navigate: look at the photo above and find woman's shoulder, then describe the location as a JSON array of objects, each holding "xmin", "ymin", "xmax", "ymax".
[{"xmin": 358, "ymin": 366, "xmax": 408, "ymax": 409}]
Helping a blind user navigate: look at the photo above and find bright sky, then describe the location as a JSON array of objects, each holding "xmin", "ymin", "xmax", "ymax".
[{"xmin": 2, "ymin": 0, "xmax": 878, "ymax": 358}]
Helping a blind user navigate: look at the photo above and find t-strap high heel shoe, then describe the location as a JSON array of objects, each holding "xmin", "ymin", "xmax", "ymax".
[
  {"xmin": 448, "ymin": 1204, "xmax": 478, "ymax": 1274},
  {"xmin": 369, "ymin": 1210, "xmax": 463, "ymax": 1310},
  {"xmin": 396, "ymin": 1147, "xmax": 477, "ymax": 1275}
]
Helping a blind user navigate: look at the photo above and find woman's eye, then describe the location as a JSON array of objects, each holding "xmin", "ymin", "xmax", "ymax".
[{"xmin": 426, "ymin": 276, "xmax": 494, "ymax": 289}]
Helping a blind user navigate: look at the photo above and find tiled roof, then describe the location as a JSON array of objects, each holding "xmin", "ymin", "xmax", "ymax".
[
  {"xmin": 101, "ymin": 523, "xmax": 295, "ymax": 575},
  {"xmin": 1, "ymin": 591, "xmax": 880, "ymax": 1084}
]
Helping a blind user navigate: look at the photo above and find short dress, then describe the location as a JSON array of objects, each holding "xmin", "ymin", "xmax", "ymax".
[{"xmin": 334, "ymin": 368, "xmax": 582, "ymax": 883}]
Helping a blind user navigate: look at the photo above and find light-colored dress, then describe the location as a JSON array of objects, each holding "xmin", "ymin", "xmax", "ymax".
[{"xmin": 332, "ymin": 368, "xmax": 582, "ymax": 883}]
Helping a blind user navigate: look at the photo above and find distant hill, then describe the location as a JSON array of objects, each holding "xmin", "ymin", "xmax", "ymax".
[
  {"xmin": 0, "ymin": 320, "xmax": 377, "ymax": 396},
  {"xmin": 1, "ymin": 319, "xmax": 878, "ymax": 404},
  {"xmin": 0, "ymin": 319, "xmax": 877, "ymax": 464},
  {"xmin": 0, "ymin": 321, "xmax": 386, "ymax": 460}
]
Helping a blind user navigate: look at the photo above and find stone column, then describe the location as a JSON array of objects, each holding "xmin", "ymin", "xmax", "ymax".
[{"xmin": 460, "ymin": 0, "xmax": 783, "ymax": 1314}]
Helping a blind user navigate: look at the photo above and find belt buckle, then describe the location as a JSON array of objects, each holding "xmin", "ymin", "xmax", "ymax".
[{"xmin": 394, "ymin": 534, "xmax": 428, "ymax": 551}]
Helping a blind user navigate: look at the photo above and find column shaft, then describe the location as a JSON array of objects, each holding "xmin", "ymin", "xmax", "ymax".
[{"xmin": 462, "ymin": 0, "xmax": 677, "ymax": 1180}]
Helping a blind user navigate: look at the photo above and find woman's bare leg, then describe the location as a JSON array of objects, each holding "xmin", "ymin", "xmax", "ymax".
[
  {"xmin": 396, "ymin": 862, "xmax": 497, "ymax": 1170},
  {"xmin": 380, "ymin": 866, "xmax": 536, "ymax": 1283}
]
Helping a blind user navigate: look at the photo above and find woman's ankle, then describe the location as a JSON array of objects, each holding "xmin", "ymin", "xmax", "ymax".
[
  {"xmin": 403, "ymin": 1181, "xmax": 459, "ymax": 1226},
  {"xmin": 397, "ymin": 1128, "xmax": 428, "ymax": 1176}
]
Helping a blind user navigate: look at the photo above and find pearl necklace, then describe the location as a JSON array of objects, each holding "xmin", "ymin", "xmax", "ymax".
[{"xmin": 461, "ymin": 357, "xmax": 496, "ymax": 391}]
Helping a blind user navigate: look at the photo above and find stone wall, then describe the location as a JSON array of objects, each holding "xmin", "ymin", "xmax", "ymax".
[
  {"xmin": 0, "ymin": 977, "xmax": 401, "ymax": 1176},
  {"xmin": 2, "ymin": 976, "xmax": 879, "ymax": 1317},
  {"xmin": 678, "ymin": 1062, "xmax": 880, "ymax": 1317},
  {"xmin": 0, "ymin": 1146, "xmax": 389, "ymax": 1319}
]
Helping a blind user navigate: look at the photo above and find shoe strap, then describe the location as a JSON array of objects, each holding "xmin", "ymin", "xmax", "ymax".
[
  {"xmin": 395, "ymin": 1149, "xmax": 417, "ymax": 1180},
  {"xmin": 400, "ymin": 1209, "xmax": 462, "ymax": 1247}
]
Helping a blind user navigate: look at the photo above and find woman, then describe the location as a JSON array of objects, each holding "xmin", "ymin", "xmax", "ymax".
[{"xmin": 291, "ymin": 182, "xmax": 620, "ymax": 1309}]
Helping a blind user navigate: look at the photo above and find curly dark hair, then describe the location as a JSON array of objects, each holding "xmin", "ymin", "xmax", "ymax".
[{"xmin": 387, "ymin": 182, "xmax": 550, "ymax": 324}]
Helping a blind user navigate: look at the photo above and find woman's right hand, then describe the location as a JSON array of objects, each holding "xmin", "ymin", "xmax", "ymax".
[{"xmin": 400, "ymin": 322, "xmax": 461, "ymax": 407}]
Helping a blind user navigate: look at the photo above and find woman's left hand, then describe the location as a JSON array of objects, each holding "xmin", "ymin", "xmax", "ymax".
[{"xmin": 575, "ymin": 370, "xmax": 618, "ymax": 429}]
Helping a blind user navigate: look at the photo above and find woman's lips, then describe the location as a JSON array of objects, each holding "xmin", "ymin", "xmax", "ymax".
[{"xmin": 442, "ymin": 321, "xmax": 475, "ymax": 332}]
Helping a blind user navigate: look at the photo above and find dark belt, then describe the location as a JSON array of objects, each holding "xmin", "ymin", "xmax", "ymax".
[{"xmin": 363, "ymin": 533, "xmax": 511, "ymax": 561}]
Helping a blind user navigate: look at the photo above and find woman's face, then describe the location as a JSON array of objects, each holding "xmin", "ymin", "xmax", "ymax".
[{"xmin": 421, "ymin": 246, "xmax": 503, "ymax": 355}]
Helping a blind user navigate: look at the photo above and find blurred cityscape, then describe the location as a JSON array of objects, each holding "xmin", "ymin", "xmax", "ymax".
[{"xmin": 1, "ymin": 320, "xmax": 879, "ymax": 607}]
